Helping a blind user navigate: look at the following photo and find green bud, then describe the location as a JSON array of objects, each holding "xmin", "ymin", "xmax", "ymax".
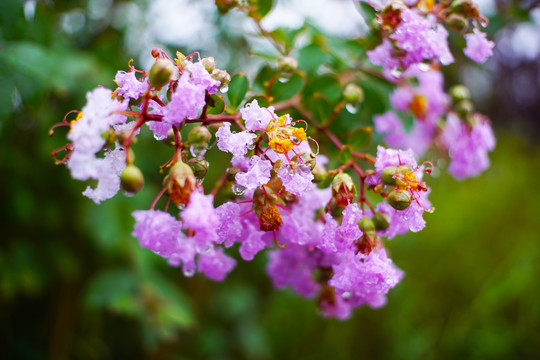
[
  {"xmin": 332, "ymin": 173, "xmax": 356, "ymax": 207},
  {"xmin": 207, "ymin": 123, "xmax": 224, "ymax": 133},
  {"xmin": 187, "ymin": 125, "xmax": 212, "ymax": 145},
  {"xmin": 312, "ymin": 166, "xmax": 328, "ymax": 184},
  {"xmin": 121, "ymin": 164, "xmax": 144, "ymax": 194},
  {"xmin": 446, "ymin": 13, "xmax": 468, "ymax": 33},
  {"xmin": 381, "ymin": 165, "xmax": 409, "ymax": 186},
  {"xmin": 202, "ymin": 57, "xmax": 216, "ymax": 73},
  {"xmin": 372, "ymin": 212, "xmax": 391, "ymax": 231},
  {"xmin": 212, "ymin": 69, "xmax": 231, "ymax": 90},
  {"xmin": 226, "ymin": 167, "xmax": 241, "ymax": 182},
  {"xmin": 149, "ymin": 58, "xmax": 178, "ymax": 88},
  {"xmin": 455, "ymin": 99, "xmax": 474, "ymax": 118},
  {"xmin": 358, "ymin": 217, "xmax": 375, "ymax": 233},
  {"xmin": 387, "ymin": 189, "xmax": 412, "ymax": 210},
  {"xmin": 343, "ymin": 83, "xmax": 364, "ymax": 104},
  {"xmin": 277, "ymin": 56, "xmax": 298, "ymax": 74},
  {"xmin": 449, "ymin": 85, "xmax": 471, "ymax": 103},
  {"xmin": 187, "ymin": 157, "xmax": 209, "ymax": 180}
]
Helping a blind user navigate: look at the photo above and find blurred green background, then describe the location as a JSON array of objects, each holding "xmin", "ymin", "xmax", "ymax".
[{"xmin": 2, "ymin": 0, "xmax": 540, "ymax": 359}]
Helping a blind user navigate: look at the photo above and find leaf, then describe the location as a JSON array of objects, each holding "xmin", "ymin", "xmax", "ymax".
[
  {"xmin": 207, "ymin": 94, "xmax": 225, "ymax": 115},
  {"xmin": 302, "ymin": 74, "xmax": 341, "ymax": 108},
  {"xmin": 248, "ymin": 0, "xmax": 273, "ymax": 18},
  {"xmin": 85, "ymin": 269, "xmax": 138, "ymax": 311},
  {"xmin": 339, "ymin": 145, "xmax": 352, "ymax": 164},
  {"xmin": 310, "ymin": 95, "xmax": 332, "ymax": 124},
  {"xmin": 254, "ymin": 64, "xmax": 274, "ymax": 92},
  {"xmin": 246, "ymin": 95, "xmax": 270, "ymax": 108},
  {"xmin": 271, "ymin": 72, "xmax": 303, "ymax": 102},
  {"xmin": 348, "ymin": 126, "xmax": 373, "ymax": 150},
  {"xmin": 298, "ymin": 43, "xmax": 330, "ymax": 74},
  {"xmin": 359, "ymin": 3, "xmax": 377, "ymax": 25},
  {"xmin": 227, "ymin": 73, "xmax": 249, "ymax": 111}
]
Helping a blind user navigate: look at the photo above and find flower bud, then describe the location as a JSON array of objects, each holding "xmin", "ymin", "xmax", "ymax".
[
  {"xmin": 202, "ymin": 57, "xmax": 216, "ymax": 73},
  {"xmin": 277, "ymin": 56, "xmax": 298, "ymax": 74},
  {"xmin": 187, "ymin": 125, "xmax": 212, "ymax": 145},
  {"xmin": 373, "ymin": 212, "xmax": 391, "ymax": 231},
  {"xmin": 187, "ymin": 157, "xmax": 209, "ymax": 180},
  {"xmin": 149, "ymin": 58, "xmax": 178, "ymax": 89},
  {"xmin": 449, "ymin": 84, "xmax": 471, "ymax": 103},
  {"xmin": 312, "ymin": 166, "xmax": 328, "ymax": 184},
  {"xmin": 165, "ymin": 161, "xmax": 197, "ymax": 206},
  {"xmin": 455, "ymin": 99, "xmax": 474, "ymax": 118},
  {"xmin": 358, "ymin": 217, "xmax": 375, "ymax": 233},
  {"xmin": 450, "ymin": 0, "xmax": 479, "ymax": 17},
  {"xmin": 121, "ymin": 164, "xmax": 144, "ymax": 195},
  {"xmin": 381, "ymin": 165, "xmax": 409, "ymax": 186},
  {"xmin": 332, "ymin": 173, "xmax": 356, "ymax": 207},
  {"xmin": 226, "ymin": 167, "xmax": 241, "ymax": 182},
  {"xmin": 446, "ymin": 13, "xmax": 468, "ymax": 33},
  {"xmin": 343, "ymin": 83, "xmax": 364, "ymax": 104},
  {"xmin": 387, "ymin": 189, "xmax": 412, "ymax": 210},
  {"xmin": 212, "ymin": 69, "xmax": 231, "ymax": 90},
  {"xmin": 215, "ymin": 0, "xmax": 237, "ymax": 14}
]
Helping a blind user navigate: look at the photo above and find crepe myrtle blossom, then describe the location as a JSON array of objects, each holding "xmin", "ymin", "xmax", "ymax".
[
  {"xmin": 463, "ymin": 29, "xmax": 494, "ymax": 64},
  {"xmin": 441, "ymin": 113, "xmax": 495, "ymax": 179}
]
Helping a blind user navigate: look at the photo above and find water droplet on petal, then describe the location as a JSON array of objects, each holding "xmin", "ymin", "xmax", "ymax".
[
  {"xmin": 232, "ymin": 184, "xmax": 246, "ymax": 196},
  {"xmin": 342, "ymin": 291, "xmax": 352, "ymax": 299},
  {"xmin": 345, "ymin": 103, "xmax": 358, "ymax": 114},
  {"xmin": 153, "ymin": 133, "xmax": 165, "ymax": 141},
  {"xmin": 190, "ymin": 145, "xmax": 207, "ymax": 157},
  {"xmin": 177, "ymin": 203, "xmax": 186, "ymax": 211},
  {"xmin": 248, "ymin": 143, "xmax": 256, "ymax": 151},
  {"xmin": 183, "ymin": 268, "xmax": 195, "ymax": 277},
  {"xmin": 220, "ymin": 86, "xmax": 229, "ymax": 93}
]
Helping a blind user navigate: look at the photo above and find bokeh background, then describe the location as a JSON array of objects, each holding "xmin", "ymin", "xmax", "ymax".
[{"xmin": 1, "ymin": 0, "xmax": 540, "ymax": 359}]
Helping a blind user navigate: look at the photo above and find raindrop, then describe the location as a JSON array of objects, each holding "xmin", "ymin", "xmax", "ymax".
[
  {"xmin": 153, "ymin": 133, "xmax": 166, "ymax": 141},
  {"xmin": 345, "ymin": 103, "xmax": 358, "ymax": 114},
  {"xmin": 220, "ymin": 86, "xmax": 229, "ymax": 93},
  {"xmin": 342, "ymin": 291, "xmax": 352, "ymax": 299},
  {"xmin": 248, "ymin": 143, "xmax": 256, "ymax": 151},
  {"xmin": 177, "ymin": 203, "xmax": 186, "ymax": 211},
  {"xmin": 232, "ymin": 184, "xmax": 246, "ymax": 196},
  {"xmin": 190, "ymin": 145, "xmax": 207, "ymax": 157},
  {"xmin": 183, "ymin": 268, "xmax": 195, "ymax": 277}
]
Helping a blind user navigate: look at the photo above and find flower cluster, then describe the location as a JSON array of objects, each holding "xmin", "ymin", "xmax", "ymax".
[{"xmin": 50, "ymin": 0, "xmax": 497, "ymax": 320}]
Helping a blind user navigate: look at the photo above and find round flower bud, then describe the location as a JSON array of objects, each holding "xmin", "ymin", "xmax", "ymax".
[
  {"xmin": 381, "ymin": 165, "xmax": 408, "ymax": 186},
  {"xmin": 121, "ymin": 164, "xmax": 144, "ymax": 195},
  {"xmin": 226, "ymin": 167, "xmax": 241, "ymax": 182},
  {"xmin": 312, "ymin": 166, "xmax": 328, "ymax": 184},
  {"xmin": 373, "ymin": 212, "xmax": 391, "ymax": 231},
  {"xmin": 455, "ymin": 99, "xmax": 474, "ymax": 118},
  {"xmin": 446, "ymin": 13, "xmax": 468, "ymax": 33},
  {"xmin": 187, "ymin": 157, "xmax": 209, "ymax": 180},
  {"xmin": 165, "ymin": 161, "xmax": 197, "ymax": 206},
  {"xmin": 187, "ymin": 125, "xmax": 212, "ymax": 145},
  {"xmin": 449, "ymin": 85, "xmax": 471, "ymax": 103},
  {"xmin": 215, "ymin": 0, "xmax": 238, "ymax": 14},
  {"xmin": 277, "ymin": 56, "xmax": 298, "ymax": 74},
  {"xmin": 358, "ymin": 217, "xmax": 375, "ymax": 233},
  {"xmin": 149, "ymin": 58, "xmax": 178, "ymax": 89},
  {"xmin": 387, "ymin": 189, "xmax": 412, "ymax": 210},
  {"xmin": 212, "ymin": 69, "xmax": 231, "ymax": 90},
  {"xmin": 202, "ymin": 56, "xmax": 216, "ymax": 73},
  {"xmin": 332, "ymin": 173, "xmax": 356, "ymax": 207},
  {"xmin": 343, "ymin": 83, "xmax": 364, "ymax": 104}
]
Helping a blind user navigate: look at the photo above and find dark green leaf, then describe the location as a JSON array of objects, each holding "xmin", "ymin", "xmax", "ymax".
[
  {"xmin": 298, "ymin": 43, "xmax": 330, "ymax": 74},
  {"xmin": 207, "ymin": 94, "xmax": 225, "ymax": 115},
  {"xmin": 302, "ymin": 75, "xmax": 341, "ymax": 107},
  {"xmin": 339, "ymin": 145, "xmax": 352, "ymax": 164},
  {"xmin": 248, "ymin": 0, "xmax": 273, "ymax": 18},
  {"xmin": 254, "ymin": 64, "xmax": 274, "ymax": 92},
  {"xmin": 271, "ymin": 72, "xmax": 303, "ymax": 102},
  {"xmin": 227, "ymin": 73, "xmax": 249, "ymax": 111},
  {"xmin": 359, "ymin": 3, "xmax": 377, "ymax": 25},
  {"xmin": 348, "ymin": 126, "xmax": 373, "ymax": 150},
  {"xmin": 310, "ymin": 95, "xmax": 332, "ymax": 124}
]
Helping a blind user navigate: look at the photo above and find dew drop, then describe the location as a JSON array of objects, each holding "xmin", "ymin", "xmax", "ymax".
[
  {"xmin": 220, "ymin": 86, "xmax": 229, "ymax": 93},
  {"xmin": 342, "ymin": 291, "xmax": 352, "ymax": 299},
  {"xmin": 183, "ymin": 268, "xmax": 195, "ymax": 277},
  {"xmin": 345, "ymin": 103, "xmax": 358, "ymax": 114},
  {"xmin": 390, "ymin": 68, "xmax": 403, "ymax": 78},
  {"xmin": 122, "ymin": 189, "xmax": 135, "ymax": 197},
  {"xmin": 232, "ymin": 184, "xmax": 246, "ymax": 196},
  {"xmin": 153, "ymin": 133, "xmax": 166, "ymax": 141},
  {"xmin": 177, "ymin": 203, "xmax": 186, "ymax": 211},
  {"xmin": 248, "ymin": 143, "xmax": 256, "ymax": 151},
  {"xmin": 190, "ymin": 145, "xmax": 207, "ymax": 157}
]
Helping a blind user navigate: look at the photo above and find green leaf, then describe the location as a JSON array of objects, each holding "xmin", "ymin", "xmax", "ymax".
[
  {"xmin": 207, "ymin": 94, "xmax": 225, "ymax": 115},
  {"xmin": 339, "ymin": 145, "xmax": 352, "ymax": 164},
  {"xmin": 246, "ymin": 95, "xmax": 270, "ymax": 108},
  {"xmin": 248, "ymin": 0, "xmax": 273, "ymax": 18},
  {"xmin": 310, "ymin": 95, "xmax": 332, "ymax": 124},
  {"xmin": 254, "ymin": 64, "xmax": 274, "ymax": 92},
  {"xmin": 302, "ymin": 75, "xmax": 341, "ymax": 108},
  {"xmin": 227, "ymin": 73, "xmax": 249, "ymax": 111},
  {"xmin": 271, "ymin": 72, "xmax": 303, "ymax": 102},
  {"xmin": 348, "ymin": 126, "xmax": 373, "ymax": 150},
  {"xmin": 298, "ymin": 43, "xmax": 330, "ymax": 74},
  {"xmin": 85, "ymin": 269, "xmax": 138, "ymax": 310},
  {"xmin": 359, "ymin": 3, "xmax": 377, "ymax": 25}
]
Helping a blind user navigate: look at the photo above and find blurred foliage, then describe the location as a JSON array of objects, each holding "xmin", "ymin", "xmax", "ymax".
[{"xmin": 1, "ymin": 0, "xmax": 540, "ymax": 359}]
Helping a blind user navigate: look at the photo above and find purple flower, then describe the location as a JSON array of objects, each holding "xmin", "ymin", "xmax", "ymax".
[
  {"xmin": 197, "ymin": 247, "xmax": 236, "ymax": 281},
  {"xmin": 277, "ymin": 163, "xmax": 314, "ymax": 196},
  {"xmin": 181, "ymin": 192, "xmax": 219, "ymax": 250},
  {"xmin": 339, "ymin": 203, "xmax": 364, "ymax": 243},
  {"xmin": 184, "ymin": 61, "xmax": 221, "ymax": 94},
  {"xmin": 329, "ymin": 249, "xmax": 404, "ymax": 309},
  {"xmin": 132, "ymin": 209, "xmax": 183, "ymax": 258},
  {"xmin": 238, "ymin": 223, "xmax": 268, "ymax": 261},
  {"xmin": 240, "ymin": 99, "xmax": 276, "ymax": 130},
  {"xmin": 367, "ymin": 39, "xmax": 401, "ymax": 73},
  {"xmin": 441, "ymin": 113, "xmax": 495, "ymax": 179},
  {"xmin": 464, "ymin": 30, "xmax": 494, "ymax": 63},
  {"xmin": 235, "ymin": 155, "xmax": 272, "ymax": 190},
  {"xmin": 266, "ymin": 245, "xmax": 320, "ymax": 298},
  {"xmin": 162, "ymin": 76, "xmax": 206, "ymax": 126},
  {"xmin": 114, "ymin": 70, "xmax": 148, "ymax": 100},
  {"xmin": 81, "ymin": 147, "xmax": 126, "ymax": 204},
  {"xmin": 215, "ymin": 122, "xmax": 257, "ymax": 157},
  {"xmin": 215, "ymin": 202, "xmax": 244, "ymax": 247}
]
